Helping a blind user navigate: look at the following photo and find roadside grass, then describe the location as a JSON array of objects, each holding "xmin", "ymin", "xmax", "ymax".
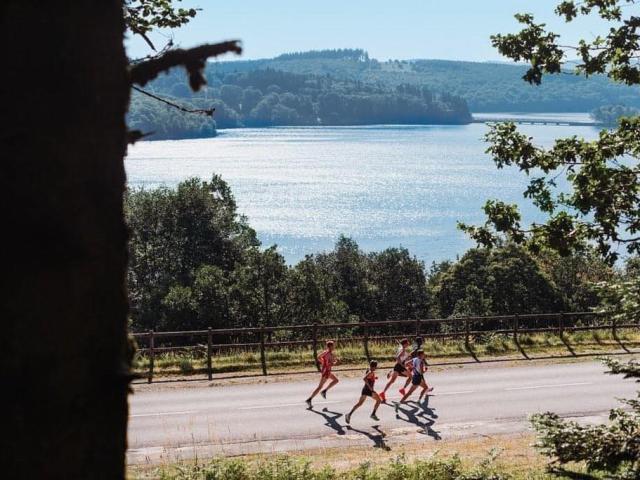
[
  {"xmin": 128, "ymin": 433, "xmax": 606, "ymax": 479},
  {"xmin": 131, "ymin": 328, "xmax": 639, "ymax": 379}
]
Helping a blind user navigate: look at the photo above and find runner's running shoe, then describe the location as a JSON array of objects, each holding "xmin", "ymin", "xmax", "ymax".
[
  {"xmin": 320, "ymin": 390, "xmax": 327, "ymax": 399},
  {"xmin": 370, "ymin": 413, "xmax": 380, "ymax": 421},
  {"xmin": 379, "ymin": 391, "xmax": 386, "ymax": 402},
  {"xmin": 345, "ymin": 413, "xmax": 351, "ymax": 424},
  {"xmin": 305, "ymin": 398, "xmax": 312, "ymax": 409},
  {"xmin": 399, "ymin": 388, "xmax": 406, "ymax": 396}
]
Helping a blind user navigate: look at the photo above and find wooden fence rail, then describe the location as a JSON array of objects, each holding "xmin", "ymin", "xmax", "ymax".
[{"xmin": 131, "ymin": 311, "xmax": 637, "ymax": 383}]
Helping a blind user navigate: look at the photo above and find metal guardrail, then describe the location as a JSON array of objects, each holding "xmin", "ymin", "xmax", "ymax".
[{"xmin": 130, "ymin": 311, "xmax": 637, "ymax": 382}]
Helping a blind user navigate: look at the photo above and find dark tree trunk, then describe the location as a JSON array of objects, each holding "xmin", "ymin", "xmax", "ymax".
[{"xmin": 1, "ymin": 1, "xmax": 130, "ymax": 478}]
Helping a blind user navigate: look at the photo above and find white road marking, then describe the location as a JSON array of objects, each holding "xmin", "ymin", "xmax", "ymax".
[
  {"xmin": 131, "ymin": 410, "xmax": 198, "ymax": 418},
  {"xmin": 238, "ymin": 400, "xmax": 342, "ymax": 410},
  {"xmin": 505, "ymin": 382, "xmax": 592, "ymax": 391},
  {"xmin": 436, "ymin": 390, "xmax": 476, "ymax": 395},
  {"xmin": 240, "ymin": 390, "xmax": 478, "ymax": 410}
]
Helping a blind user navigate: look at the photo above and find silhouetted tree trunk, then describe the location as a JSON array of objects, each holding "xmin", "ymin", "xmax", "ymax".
[{"xmin": 2, "ymin": 1, "xmax": 130, "ymax": 478}]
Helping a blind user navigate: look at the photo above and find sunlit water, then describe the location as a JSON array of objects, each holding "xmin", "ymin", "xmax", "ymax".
[{"xmin": 125, "ymin": 114, "xmax": 600, "ymax": 264}]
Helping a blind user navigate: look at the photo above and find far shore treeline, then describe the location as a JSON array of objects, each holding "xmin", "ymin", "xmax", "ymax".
[
  {"xmin": 125, "ymin": 175, "xmax": 637, "ymax": 334},
  {"xmin": 127, "ymin": 48, "xmax": 640, "ymax": 141}
]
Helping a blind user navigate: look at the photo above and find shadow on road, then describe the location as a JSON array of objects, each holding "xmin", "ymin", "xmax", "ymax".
[
  {"xmin": 560, "ymin": 333, "xmax": 577, "ymax": 356},
  {"xmin": 395, "ymin": 396, "xmax": 441, "ymax": 440},
  {"xmin": 346, "ymin": 424, "xmax": 391, "ymax": 450},
  {"xmin": 464, "ymin": 342, "xmax": 481, "ymax": 363},
  {"xmin": 514, "ymin": 336, "xmax": 531, "ymax": 360},
  {"xmin": 308, "ymin": 407, "xmax": 346, "ymax": 435},
  {"xmin": 612, "ymin": 329, "xmax": 631, "ymax": 353}
]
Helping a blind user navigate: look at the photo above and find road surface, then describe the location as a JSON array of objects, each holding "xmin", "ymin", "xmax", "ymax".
[{"xmin": 128, "ymin": 360, "xmax": 637, "ymax": 464}]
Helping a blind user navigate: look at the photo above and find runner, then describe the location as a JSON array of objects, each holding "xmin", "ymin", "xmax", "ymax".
[
  {"xmin": 345, "ymin": 360, "xmax": 381, "ymax": 423},
  {"xmin": 399, "ymin": 336, "xmax": 424, "ymax": 396},
  {"xmin": 380, "ymin": 338, "xmax": 410, "ymax": 402},
  {"xmin": 305, "ymin": 340, "xmax": 339, "ymax": 408},
  {"xmin": 395, "ymin": 350, "xmax": 433, "ymax": 412}
]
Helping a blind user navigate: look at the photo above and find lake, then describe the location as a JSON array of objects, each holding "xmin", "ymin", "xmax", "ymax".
[{"xmin": 125, "ymin": 114, "xmax": 599, "ymax": 265}]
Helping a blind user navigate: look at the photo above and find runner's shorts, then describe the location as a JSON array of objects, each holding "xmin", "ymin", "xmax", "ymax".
[
  {"xmin": 393, "ymin": 363, "xmax": 407, "ymax": 374},
  {"xmin": 361, "ymin": 385, "xmax": 374, "ymax": 397},
  {"xmin": 411, "ymin": 372, "xmax": 423, "ymax": 386}
]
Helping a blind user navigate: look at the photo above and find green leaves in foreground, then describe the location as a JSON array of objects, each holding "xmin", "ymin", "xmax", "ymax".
[
  {"xmin": 531, "ymin": 358, "xmax": 640, "ymax": 479},
  {"xmin": 459, "ymin": 117, "xmax": 640, "ymax": 263},
  {"xmin": 124, "ymin": 0, "xmax": 197, "ymax": 37},
  {"xmin": 463, "ymin": 0, "xmax": 640, "ymax": 264},
  {"xmin": 492, "ymin": 1, "xmax": 640, "ymax": 86}
]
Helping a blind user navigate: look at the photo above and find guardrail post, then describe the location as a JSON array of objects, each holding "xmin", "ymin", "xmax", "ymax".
[
  {"xmin": 207, "ymin": 327, "xmax": 213, "ymax": 380},
  {"xmin": 415, "ymin": 318, "xmax": 421, "ymax": 337},
  {"xmin": 464, "ymin": 319, "xmax": 470, "ymax": 351},
  {"xmin": 363, "ymin": 319, "xmax": 371, "ymax": 362},
  {"xmin": 513, "ymin": 314, "xmax": 528, "ymax": 359},
  {"xmin": 259, "ymin": 328, "xmax": 267, "ymax": 376},
  {"xmin": 611, "ymin": 314, "xmax": 617, "ymax": 341},
  {"xmin": 559, "ymin": 312, "xmax": 564, "ymax": 338},
  {"xmin": 312, "ymin": 322, "xmax": 320, "ymax": 371},
  {"xmin": 148, "ymin": 329, "xmax": 155, "ymax": 384}
]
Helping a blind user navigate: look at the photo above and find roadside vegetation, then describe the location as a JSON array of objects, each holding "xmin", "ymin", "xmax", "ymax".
[
  {"xmin": 131, "ymin": 328, "xmax": 639, "ymax": 378},
  {"xmin": 132, "ymin": 455, "xmax": 525, "ymax": 480},
  {"xmin": 128, "ymin": 435, "xmax": 609, "ymax": 479}
]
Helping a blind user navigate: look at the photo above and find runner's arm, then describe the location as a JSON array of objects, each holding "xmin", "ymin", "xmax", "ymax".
[{"xmin": 395, "ymin": 349, "xmax": 404, "ymax": 363}]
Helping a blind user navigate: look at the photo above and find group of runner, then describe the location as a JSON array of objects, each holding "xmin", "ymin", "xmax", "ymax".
[{"xmin": 305, "ymin": 337, "xmax": 434, "ymax": 422}]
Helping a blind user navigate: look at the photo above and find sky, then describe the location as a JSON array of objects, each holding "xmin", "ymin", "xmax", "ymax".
[{"xmin": 126, "ymin": 0, "xmax": 608, "ymax": 62}]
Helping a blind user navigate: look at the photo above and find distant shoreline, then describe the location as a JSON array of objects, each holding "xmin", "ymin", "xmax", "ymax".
[{"xmin": 134, "ymin": 112, "xmax": 601, "ymax": 142}]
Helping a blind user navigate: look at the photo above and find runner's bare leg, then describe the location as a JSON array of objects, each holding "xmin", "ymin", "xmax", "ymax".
[
  {"xmin": 308, "ymin": 376, "xmax": 329, "ymax": 401},
  {"xmin": 399, "ymin": 384, "xmax": 418, "ymax": 404},
  {"xmin": 371, "ymin": 391, "xmax": 382, "ymax": 415},
  {"xmin": 321, "ymin": 373, "xmax": 339, "ymax": 394},
  {"xmin": 382, "ymin": 371, "xmax": 399, "ymax": 393}
]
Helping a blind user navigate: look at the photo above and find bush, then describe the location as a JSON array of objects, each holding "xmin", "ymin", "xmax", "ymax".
[
  {"xmin": 531, "ymin": 358, "xmax": 640, "ymax": 479},
  {"xmin": 154, "ymin": 454, "xmax": 510, "ymax": 480}
]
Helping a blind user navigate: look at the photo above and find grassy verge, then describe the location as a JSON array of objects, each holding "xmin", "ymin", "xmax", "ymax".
[
  {"xmin": 128, "ymin": 433, "xmax": 606, "ymax": 479},
  {"xmin": 132, "ymin": 328, "xmax": 639, "ymax": 379}
]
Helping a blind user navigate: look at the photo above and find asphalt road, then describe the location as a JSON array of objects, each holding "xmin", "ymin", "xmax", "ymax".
[{"xmin": 127, "ymin": 360, "xmax": 638, "ymax": 464}]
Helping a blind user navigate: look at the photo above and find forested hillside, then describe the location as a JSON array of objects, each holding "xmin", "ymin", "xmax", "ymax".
[
  {"xmin": 128, "ymin": 54, "xmax": 471, "ymax": 138},
  {"xmin": 209, "ymin": 49, "xmax": 640, "ymax": 112},
  {"xmin": 128, "ymin": 48, "xmax": 640, "ymax": 139}
]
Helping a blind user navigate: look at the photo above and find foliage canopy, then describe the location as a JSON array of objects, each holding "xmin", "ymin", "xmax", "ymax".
[{"xmin": 459, "ymin": 0, "xmax": 640, "ymax": 264}]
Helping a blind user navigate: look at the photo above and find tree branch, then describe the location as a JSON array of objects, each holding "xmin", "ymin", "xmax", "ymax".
[
  {"xmin": 129, "ymin": 25, "xmax": 157, "ymax": 51},
  {"xmin": 131, "ymin": 85, "xmax": 215, "ymax": 116},
  {"xmin": 130, "ymin": 40, "xmax": 242, "ymax": 90},
  {"xmin": 130, "ymin": 38, "xmax": 175, "ymax": 65}
]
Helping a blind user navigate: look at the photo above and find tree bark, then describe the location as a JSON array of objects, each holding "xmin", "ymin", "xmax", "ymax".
[{"xmin": 1, "ymin": 1, "xmax": 130, "ymax": 478}]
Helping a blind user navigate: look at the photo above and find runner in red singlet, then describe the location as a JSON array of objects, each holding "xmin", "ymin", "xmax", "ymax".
[{"xmin": 305, "ymin": 340, "xmax": 339, "ymax": 408}]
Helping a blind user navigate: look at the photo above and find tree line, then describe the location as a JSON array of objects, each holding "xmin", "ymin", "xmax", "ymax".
[
  {"xmin": 127, "ymin": 67, "xmax": 471, "ymax": 139},
  {"xmin": 200, "ymin": 49, "xmax": 640, "ymax": 113},
  {"xmin": 591, "ymin": 104, "xmax": 640, "ymax": 126},
  {"xmin": 125, "ymin": 175, "xmax": 632, "ymax": 334}
]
